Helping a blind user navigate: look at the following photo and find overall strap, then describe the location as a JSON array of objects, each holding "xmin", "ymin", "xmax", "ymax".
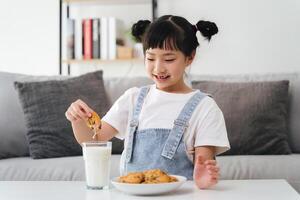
[
  {"xmin": 125, "ymin": 86, "xmax": 150, "ymax": 163},
  {"xmin": 161, "ymin": 91, "xmax": 207, "ymax": 159}
]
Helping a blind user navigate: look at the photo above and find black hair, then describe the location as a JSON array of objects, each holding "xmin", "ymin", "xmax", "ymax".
[{"xmin": 131, "ymin": 15, "xmax": 218, "ymax": 57}]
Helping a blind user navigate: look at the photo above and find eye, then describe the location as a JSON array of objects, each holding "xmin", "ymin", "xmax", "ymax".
[
  {"xmin": 147, "ymin": 58, "xmax": 155, "ymax": 61},
  {"xmin": 165, "ymin": 59, "xmax": 175, "ymax": 62}
]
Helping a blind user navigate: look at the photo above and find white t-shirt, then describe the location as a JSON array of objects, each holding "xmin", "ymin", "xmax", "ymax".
[{"xmin": 103, "ymin": 84, "xmax": 230, "ymax": 162}]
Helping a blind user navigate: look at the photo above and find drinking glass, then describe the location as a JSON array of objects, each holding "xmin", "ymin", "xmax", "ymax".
[{"xmin": 82, "ymin": 141, "xmax": 112, "ymax": 190}]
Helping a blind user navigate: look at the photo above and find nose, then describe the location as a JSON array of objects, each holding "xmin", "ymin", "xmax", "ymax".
[{"xmin": 153, "ymin": 60, "xmax": 166, "ymax": 74}]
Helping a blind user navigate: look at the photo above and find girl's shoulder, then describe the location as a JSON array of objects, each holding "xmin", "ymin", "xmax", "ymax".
[
  {"xmin": 196, "ymin": 94, "xmax": 223, "ymax": 114},
  {"xmin": 119, "ymin": 87, "xmax": 139, "ymax": 101},
  {"xmin": 121, "ymin": 85, "xmax": 152, "ymax": 99},
  {"xmin": 123, "ymin": 86, "xmax": 139, "ymax": 95}
]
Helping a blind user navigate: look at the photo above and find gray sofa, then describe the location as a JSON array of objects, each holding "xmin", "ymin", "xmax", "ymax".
[{"xmin": 0, "ymin": 71, "xmax": 299, "ymax": 193}]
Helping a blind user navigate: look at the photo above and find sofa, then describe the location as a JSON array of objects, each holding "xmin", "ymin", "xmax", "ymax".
[{"xmin": 0, "ymin": 71, "xmax": 299, "ymax": 193}]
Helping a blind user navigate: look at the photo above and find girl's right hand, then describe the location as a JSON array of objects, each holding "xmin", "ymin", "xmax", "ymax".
[{"xmin": 65, "ymin": 99, "xmax": 94, "ymax": 123}]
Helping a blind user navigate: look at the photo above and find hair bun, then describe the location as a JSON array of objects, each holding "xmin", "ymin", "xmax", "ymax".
[
  {"xmin": 131, "ymin": 20, "xmax": 151, "ymax": 42},
  {"xmin": 196, "ymin": 20, "xmax": 218, "ymax": 41}
]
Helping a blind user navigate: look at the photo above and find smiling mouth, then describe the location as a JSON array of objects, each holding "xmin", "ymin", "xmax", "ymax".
[{"xmin": 153, "ymin": 74, "xmax": 171, "ymax": 80}]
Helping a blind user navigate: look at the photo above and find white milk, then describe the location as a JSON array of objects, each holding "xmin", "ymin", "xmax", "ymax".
[{"xmin": 83, "ymin": 146, "xmax": 112, "ymax": 189}]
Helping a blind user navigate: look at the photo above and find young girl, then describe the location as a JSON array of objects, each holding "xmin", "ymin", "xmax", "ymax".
[{"xmin": 65, "ymin": 15, "xmax": 230, "ymax": 189}]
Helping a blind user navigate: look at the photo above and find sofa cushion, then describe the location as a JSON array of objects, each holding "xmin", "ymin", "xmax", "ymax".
[
  {"xmin": 192, "ymin": 80, "xmax": 291, "ymax": 155},
  {"xmin": 0, "ymin": 155, "xmax": 121, "ymax": 181},
  {"xmin": 0, "ymin": 72, "xmax": 67, "ymax": 159},
  {"xmin": 190, "ymin": 73, "xmax": 300, "ymax": 153},
  {"xmin": 217, "ymin": 154, "xmax": 300, "ymax": 193},
  {"xmin": 14, "ymin": 71, "xmax": 110, "ymax": 159},
  {"xmin": 103, "ymin": 76, "xmax": 153, "ymax": 106}
]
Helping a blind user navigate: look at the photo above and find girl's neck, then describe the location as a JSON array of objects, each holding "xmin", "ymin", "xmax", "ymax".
[{"xmin": 156, "ymin": 79, "xmax": 193, "ymax": 94}]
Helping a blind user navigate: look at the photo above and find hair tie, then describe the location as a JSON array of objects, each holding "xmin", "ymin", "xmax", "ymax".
[{"xmin": 193, "ymin": 24, "xmax": 198, "ymax": 33}]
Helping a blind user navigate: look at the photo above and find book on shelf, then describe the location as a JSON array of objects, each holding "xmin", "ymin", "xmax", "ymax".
[
  {"xmin": 64, "ymin": 17, "xmax": 128, "ymax": 62},
  {"xmin": 75, "ymin": 19, "xmax": 83, "ymax": 60},
  {"xmin": 66, "ymin": 19, "xmax": 75, "ymax": 59},
  {"xmin": 109, "ymin": 17, "xmax": 125, "ymax": 60},
  {"xmin": 62, "ymin": 17, "xmax": 75, "ymax": 60},
  {"xmin": 100, "ymin": 17, "xmax": 109, "ymax": 60},
  {"xmin": 62, "ymin": 3, "xmax": 75, "ymax": 60},
  {"xmin": 83, "ymin": 19, "xmax": 93, "ymax": 60},
  {"xmin": 92, "ymin": 19, "xmax": 100, "ymax": 59},
  {"xmin": 108, "ymin": 17, "xmax": 117, "ymax": 60}
]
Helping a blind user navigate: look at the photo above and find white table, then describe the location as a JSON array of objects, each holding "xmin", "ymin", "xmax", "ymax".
[{"xmin": 0, "ymin": 180, "xmax": 299, "ymax": 200}]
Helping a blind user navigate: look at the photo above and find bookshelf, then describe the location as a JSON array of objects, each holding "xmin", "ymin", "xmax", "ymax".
[
  {"xmin": 59, "ymin": 0, "xmax": 157, "ymax": 75},
  {"xmin": 62, "ymin": 58, "xmax": 142, "ymax": 65}
]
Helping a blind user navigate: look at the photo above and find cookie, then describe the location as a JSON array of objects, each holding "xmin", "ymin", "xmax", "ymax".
[
  {"xmin": 86, "ymin": 112, "xmax": 101, "ymax": 130},
  {"xmin": 119, "ymin": 172, "xmax": 145, "ymax": 184},
  {"xmin": 86, "ymin": 112, "xmax": 102, "ymax": 139},
  {"xmin": 118, "ymin": 169, "xmax": 178, "ymax": 184}
]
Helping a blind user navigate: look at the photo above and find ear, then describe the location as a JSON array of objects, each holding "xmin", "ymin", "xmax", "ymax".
[{"xmin": 185, "ymin": 50, "xmax": 196, "ymax": 66}]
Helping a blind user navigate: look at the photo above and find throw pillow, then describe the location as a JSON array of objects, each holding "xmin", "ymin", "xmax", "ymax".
[
  {"xmin": 14, "ymin": 71, "xmax": 111, "ymax": 159},
  {"xmin": 0, "ymin": 71, "xmax": 67, "ymax": 159},
  {"xmin": 192, "ymin": 80, "xmax": 291, "ymax": 155}
]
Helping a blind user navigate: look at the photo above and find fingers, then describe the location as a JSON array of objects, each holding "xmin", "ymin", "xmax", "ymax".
[
  {"xmin": 204, "ymin": 160, "xmax": 217, "ymax": 165},
  {"xmin": 65, "ymin": 99, "xmax": 94, "ymax": 122},
  {"xmin": 204, "ymin": 159, "xmax": 219, "ymax": 173},
  {"xmin": 76, "ymin": 99, "xmax": 94, "ymax": 116},
  {"xmin": 207, "ymin": 165, "xmax": 219, "ymax": 184},
  {"xmin": 65, "ymin": 110, "xmax": 77, "ymax": 121},
  {"xmin": 201, "ymin": 159, "xmax": 220, "ymax": 177},
  {"xmin": 71, "ymin": 103, "xmax": 89, "ymax": 118},
  {"xmin": 206, "ymin": 164, "xmax": 219, "ymax": 172},
  {"xmin": 206, "ymin": 164, "xmax": 220, "ymax": 180},
  {"xmin": 209, "ymin": 177, "xmax": 218, "ymax": 185},
  {"xmin": 208, "ymin": 170, "xmax": 219, "ymax": 179}
]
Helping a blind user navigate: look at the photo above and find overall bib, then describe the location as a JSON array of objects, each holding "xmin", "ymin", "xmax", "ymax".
[{"xmin": 123, "ymin": 86, "xmax": 207, "ymax": 180}]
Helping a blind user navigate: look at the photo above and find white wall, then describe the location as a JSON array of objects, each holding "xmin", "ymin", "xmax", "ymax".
[
  {"xmin": 0, "ymin": 0, "xmax": 59, "ymax": 75},
  {"xmin": 69, "ymin": 0, "xmax": 300, "ymax": 77},
  {"xmin": 0, "ymin": 0, "xmax": 299, "ymax": 76},
  {"xmin": 158, "ymin": 0, "xmax": 300, "ymax": 75}
]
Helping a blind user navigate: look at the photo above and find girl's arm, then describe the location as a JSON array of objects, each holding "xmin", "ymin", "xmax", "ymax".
[
  {"xmin": 65, "ymin": 99, "xmax": 118, "ymax": 145},
  {"xmin": 71, "ymin": 120, "xmax": 118, "ymax": 144},
  {"xmin": 193, "ymin": 146, "xmax": 219, "ymax": 189}
]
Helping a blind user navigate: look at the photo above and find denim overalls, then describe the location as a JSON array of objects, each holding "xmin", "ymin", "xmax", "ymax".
[{"xmin": 123, "ymin": 86, "xmax": 207, "ymax": 180}]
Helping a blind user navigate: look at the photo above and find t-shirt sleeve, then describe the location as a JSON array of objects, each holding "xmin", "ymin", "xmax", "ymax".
[
  {"xmin": 194, "ymin": 99, "xmax": 231, "ymax": 155},
  {"xmin": 102, "ymin": 87, "xmax": 139, "ymax": 140}
]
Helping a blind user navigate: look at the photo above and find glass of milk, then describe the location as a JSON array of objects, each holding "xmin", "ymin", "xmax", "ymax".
[{"xmin": 82, "ymin": 141, "xmax": 112, "ymax": 190}]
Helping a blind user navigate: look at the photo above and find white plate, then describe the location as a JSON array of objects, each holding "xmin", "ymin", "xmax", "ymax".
[{"xmin": 111, "ymin": 175, "xmax": 187, "ymax": 195}]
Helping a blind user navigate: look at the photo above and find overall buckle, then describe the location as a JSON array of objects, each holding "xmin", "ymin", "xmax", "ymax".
[
  {"xmin": 130, "ymin": 119, "xmax": 139, "ymax": 127},
  {"xmin": 174, "ymin": 119, "xmax": 188, "ymax": 127}
]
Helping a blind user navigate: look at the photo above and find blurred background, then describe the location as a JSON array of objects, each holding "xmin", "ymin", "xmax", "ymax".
[{"xmin": 0, "ymin": 0, "xmax": 299, "ymax": 77}]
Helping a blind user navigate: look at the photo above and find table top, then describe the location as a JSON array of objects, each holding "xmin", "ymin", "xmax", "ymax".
[{"xmin": 0, "ymin": 179, "xmax": 299, "ymax": 200}]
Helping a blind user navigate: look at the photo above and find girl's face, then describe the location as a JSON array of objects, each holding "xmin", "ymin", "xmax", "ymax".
[{"xmin": 145, "ymin": 48, "xmax": 194, "ymax": 93}]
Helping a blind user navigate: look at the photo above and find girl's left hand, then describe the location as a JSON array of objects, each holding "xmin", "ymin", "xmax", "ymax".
[{"xmin": 193, "ymin": 155, "xmax": 219, "ymax": 189}]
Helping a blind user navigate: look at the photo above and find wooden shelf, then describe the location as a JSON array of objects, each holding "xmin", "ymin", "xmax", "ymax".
[
  {"xmin": 62, "ymin": 58, "xmax": 143, "ymax": 64},
  {"xmin": 59, "ymin": 0, "xmax": 156, "ymax": 75},
  {"xmin": 62, "ymin": 0, "xmax": 151, "ymax": 4}
]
